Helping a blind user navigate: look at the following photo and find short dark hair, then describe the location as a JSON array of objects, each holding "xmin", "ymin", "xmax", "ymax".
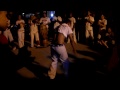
[
  {"xmin": 63, "ymin": 18, "xmax": 71, "ymax": 24},
  {"xmin": 32, "ymin": 19, "xmax": 37, "ymax": 23}
]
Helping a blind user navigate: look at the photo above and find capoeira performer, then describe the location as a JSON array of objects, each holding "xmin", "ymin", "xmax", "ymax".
[
  {"xmin": 85, "ymin": 10, "xmax": 94, "ymax": 44},
  {"xmin": 97, "ymin": 14, "xmax": 107, "ymax": 45},
  {"xmin": 28, "ymin": 15, "xmax": 40, "ymax": 48},
  {"xmin": 48, "ymin": 19, "xmax": 77, "ymax": 79},
  {"xmin": 39, "ymin": 12, "xmax": 51, "ymax": 30},
  {"xmin": 39, "ymin": 12, "xmax": 51, "ymax": 47},
  {"xmin": 67, "ymin": 12, "xmax": 77, "ymax": 43},
  {"xmin": 17, "ymin": 22, "xmax": 25, "ymax": 48}
]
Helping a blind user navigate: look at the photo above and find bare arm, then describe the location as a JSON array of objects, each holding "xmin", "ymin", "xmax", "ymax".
[
  {"xmin": 98, "ymin": 20, "xmax": 107, "ymax": 27},
  {"xmin": 68, "ymin": 33, "xmax": 77, "ymax": 54}
]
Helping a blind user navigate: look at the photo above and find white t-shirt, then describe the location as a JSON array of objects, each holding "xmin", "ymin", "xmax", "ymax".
[
  {"xmin": 85, "ymin": 16, "xmax": 94, "ymax": 30},
  {"xmin": 58, "ymin": 23, "xmax": 73, "ymax": 38},
  {"xmin": 98, "ymin": 19, "xmax": 107, "ymax": 30},
  {"xmin": 40, "ymin": 17, "xmax": 51, "ymax": 25},
  {"xmin": 16, "ymin": 19, "xmax": 25, "ymax": 25},
  {"xmin": 40, "ymin": 17, "xmax": 51, "ymax": 28}
]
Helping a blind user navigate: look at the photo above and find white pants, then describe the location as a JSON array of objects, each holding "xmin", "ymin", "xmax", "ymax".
[
  {"xmin": 67, "ymin": 29, "xmax": 77, "ymax": 43},
  {"xmin": 48, "ymin": 44, "xmax": 69, "ymax": 79},
  {"xmin": 3, "ymin": 29, "xmax": 14, "ymax": 42},
  {"xmin": 18, "ymin": 31, "xmax": 24, "ymax": 48},
  {"xmin": 30, "ymin": 31, "xmax": 39, "ymax": 47},
  {"xmin": 85, "ymin": 30, "xmax": 94, "ymax": 39}
]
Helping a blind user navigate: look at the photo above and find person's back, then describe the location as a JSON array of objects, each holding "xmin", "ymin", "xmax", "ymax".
[{"xmin": 53, "ymin": 23, "xmax": 71, "ymax": 44}]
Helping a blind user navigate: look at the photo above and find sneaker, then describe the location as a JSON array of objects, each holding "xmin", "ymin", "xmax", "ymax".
[{"xmin": 36, "ymin": 45, "xmax": 40, "ymax": 47}]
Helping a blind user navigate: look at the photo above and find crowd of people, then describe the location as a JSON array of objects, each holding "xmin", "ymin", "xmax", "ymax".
[{"xmin": 0, "ymin": 10, "xmax": 119, "ymax": 81}]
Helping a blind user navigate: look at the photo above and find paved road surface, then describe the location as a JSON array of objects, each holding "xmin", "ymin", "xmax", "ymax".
[{"xmin": 2, "ymin": 42, "xmax": 119, "ymax": 88}]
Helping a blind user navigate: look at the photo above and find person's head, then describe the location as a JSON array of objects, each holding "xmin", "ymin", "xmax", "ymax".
[
  {"xmin": 30, "ymin": 14, "xmax": 36, "ymax": 20},
  {"xmin": 0, "ymin": 11, "xmax": 9, "ymax": 31},
  {"xmin": 32, "ymin": 19, "xmax": 37, "ymax": 24},
  {"xmin": 18, "ymin": 15, "xmax": 22, "ymax": 20},
  {"xmin": 87, "ymin": 10, "xmax": 92, "ymax": 16},
  {"xmin": 43, "ymin": 12, "xmax": 47, "ymax": 17},
  {"xmin": 7, "ymin": 12, "xmax": 13, "ymax": 20},
  {"xmin": 101, "ymin": 14, "xmax": 105, "ymax": 20},
  {"xmin": 69, "ymin": 12, "xmax": 73, "ymax": 17}
]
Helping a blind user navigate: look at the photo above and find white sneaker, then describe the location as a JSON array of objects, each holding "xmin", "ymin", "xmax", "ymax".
[{"xmin": 37, "ymin": 45, "xmax": 40, "ymax": 47}]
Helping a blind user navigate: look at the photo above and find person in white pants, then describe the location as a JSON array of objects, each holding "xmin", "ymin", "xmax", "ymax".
[
  {"xmin": 15, "ymin": 15, "xmax": 25, "ymax": 41},
  {"xmin": 97, "ymin": 14, "xmax": 107, "ymax": 45},
  {"xmin": 48, "ymin": 19, "xmax": 77, "ymax": 79},
  {"xmin": 29, "ymin": 17, "xmax": 40, "ymax": 48},
  {"xmin": 67, "ymin": 12, "xmax": 77, "ymax": 43},
  {"xmin": 18, "ymin": 23, "xmax": 25, "ymax": 48},
  {"xmin": 85, "ymin": 11, "xmax": 94, "ymax": 44}
]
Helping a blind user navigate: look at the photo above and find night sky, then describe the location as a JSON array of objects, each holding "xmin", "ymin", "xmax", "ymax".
[
  {"xmin": 0, "ymin": 0, "xmax": 117, "ymax": 11},
  {"xmin": 0, "ymin": 0, "xmax": 118, "ymax": 29}
]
